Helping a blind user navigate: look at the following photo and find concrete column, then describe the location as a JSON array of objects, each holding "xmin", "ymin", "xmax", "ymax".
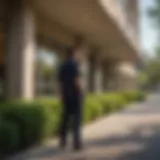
[
  {"xmin": 80, "ymin": 56, "xmax": 89, "ymax": 93},
  {"xmin": 101, "ymin": 60, "xmax": 120, "ymax": 91},
  {"xmin": 104, "ymin": 61, "xmax": 137, "ymax": 91},
  {"xmin": 6, "ymin": 1, "xmax": 36, "ymax": 99},
  {"xmin": 102, "ymin": 62, "xmax": 110, "ymax": 91},
  {"xmin": 94, "ymin": 59, "xmax": 103, "ymax": 93},
  {"xmin": 115, "ymin": 62, "xmax": 137, "ymax": 90},
  {"xmin": 105, "ymin": 64, "xmax": 116, "ymax": 91},
  {"xmin": 88, "ymin": 55, "xmax": 94, "ymax": 92},
  {"xmin": 89, "ymin": 54, "xmax": 103, "ymax": 93}
]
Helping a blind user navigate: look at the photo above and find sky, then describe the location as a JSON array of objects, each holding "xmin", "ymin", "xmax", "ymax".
[{"xmin": 140, "ymin": 0, "xmax": 157, "ymax": 55}]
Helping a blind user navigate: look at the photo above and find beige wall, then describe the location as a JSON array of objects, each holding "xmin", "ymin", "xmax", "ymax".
[
  {"xmin": 112, "ymin": 62, "xmax": 137, "ymax": 90},
  {"xmin": 116, "ymin": 0, "xmax": 139, "ymax": 37}
]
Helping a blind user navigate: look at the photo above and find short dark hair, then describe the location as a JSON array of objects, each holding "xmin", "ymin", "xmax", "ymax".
[{"xmin": 66, "ymin": 46, "xmax": 75, "ymax": 58}]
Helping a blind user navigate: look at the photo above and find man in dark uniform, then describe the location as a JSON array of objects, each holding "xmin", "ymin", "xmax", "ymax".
[{"xmin": 58, "ymin": 47, "xmax": 83, "ymax": 151}]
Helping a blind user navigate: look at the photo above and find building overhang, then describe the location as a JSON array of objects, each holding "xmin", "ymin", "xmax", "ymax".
[{"xmin": 32, "ymin": 0, "xmax": 140, "ymax": 62}]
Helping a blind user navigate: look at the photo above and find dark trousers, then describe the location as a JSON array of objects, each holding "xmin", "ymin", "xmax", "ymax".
[{"xmin": 59, "ymin": 96, "xmax": 82, "ymax": 149}]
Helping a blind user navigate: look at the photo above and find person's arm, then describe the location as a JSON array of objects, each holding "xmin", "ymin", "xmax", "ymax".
[
  {"xmin": 73, "ymin": 64, "xmax": 84, "ymax": 92},
  {"xmin": 75, "ymin": 75, "xmax": 83, "ymax": 92}
]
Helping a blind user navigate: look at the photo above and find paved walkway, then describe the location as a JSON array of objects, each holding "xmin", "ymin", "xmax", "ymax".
[{"xmin": 9, "ymin": 94, "xmax": 160, "ymax": 160}]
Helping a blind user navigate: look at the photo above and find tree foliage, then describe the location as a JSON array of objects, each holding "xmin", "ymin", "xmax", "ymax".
[
  {"xmin": 147, "ymin": 0, "xmax": 160, "ymax": 88},
  {"xmin": 146, "ymin": 59, "xmax": 160, "ymax": 85},
  {"xmin": 143, "ymin": 47, "xmax": 160, "ymax": 87}
]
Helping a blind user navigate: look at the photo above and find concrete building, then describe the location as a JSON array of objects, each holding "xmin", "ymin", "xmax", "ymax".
[{"xmin": 0, "ymin": 0, "xmax": 140, "ymax": 100}]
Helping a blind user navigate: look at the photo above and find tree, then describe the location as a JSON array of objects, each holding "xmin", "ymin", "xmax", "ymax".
[
  {"xmin": 147, "ymin": 0, "xmax": 160, "ymax": 89},
  {"xmin": 154, "ymin": 46, "xmax": 160, "ymax": 58},
  {"xmin": 146, "ymin": 60, "xmax": 160, "ymax": 85},
  {"xmin": 143, "ymin": 47, "xmax": 160, "ymax": 88},
  {"xmin": 137, "ymin": 71, "xmax": 148, "ymax": 88},
  {"xmin": 138, "ymin": 46, "xmax": 160, "ymax": 89}
]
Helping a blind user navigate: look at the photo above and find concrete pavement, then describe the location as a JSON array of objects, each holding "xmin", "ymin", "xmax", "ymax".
[{"xmin": 9, "ymin": 94, "xmax": 160, "ymax": 160}]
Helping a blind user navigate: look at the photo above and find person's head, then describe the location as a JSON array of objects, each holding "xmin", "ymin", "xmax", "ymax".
[{"xmin": 66, "ymin": 46, "xmax": 83, "ymax": 62}]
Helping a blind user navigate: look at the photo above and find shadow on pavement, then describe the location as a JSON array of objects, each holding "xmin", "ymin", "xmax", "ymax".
[
  {"xmin": 12, "ymin": 124, "xmax": 160, "ymax": 160},
  {"xmin": 85, "ymin": 124, "xmax": 160, "ymax": 160}
]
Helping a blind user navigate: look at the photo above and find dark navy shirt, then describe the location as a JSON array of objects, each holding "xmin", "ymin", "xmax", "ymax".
[{"xmin": 59, "ymin": 59, "xmax": 81, "ymax": 99}]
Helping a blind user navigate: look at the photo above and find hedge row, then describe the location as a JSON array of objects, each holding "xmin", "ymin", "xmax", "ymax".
[{"xmin": 0, "ymin": 91, "xmax": 146, "ymax": 157}]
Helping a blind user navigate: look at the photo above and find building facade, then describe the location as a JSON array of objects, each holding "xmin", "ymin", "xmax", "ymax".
[{"xmin": 0, "ymin": 0, "xmax": 140, "ymax": 99}]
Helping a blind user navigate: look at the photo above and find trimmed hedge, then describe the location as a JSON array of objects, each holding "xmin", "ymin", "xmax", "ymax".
[
  {"xmin": 120, "ymin": 91, "xmax": 147, "ymax": 102},
  {"xmin": 0, "ymin": 91, "xmax": 146, "ymax": 157},
  {"xmin": 0, "ymin": 120, "xmax": 20, "ymax": 157}
]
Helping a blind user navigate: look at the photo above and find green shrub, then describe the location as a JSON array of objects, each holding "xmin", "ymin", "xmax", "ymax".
[
  {"xmin": 0, "ymin": 102, "xmax": 54, "ymax": 149},
  {"xmin": 0, "ymin": 120, "xmax": 20, "ymax": 156},
  {"xmin": 136, "ymin": 92, "xmax": 147, "ymax": 101},
  {"xmin": 100, "ymin": 93, "xmax": 126, "ymax": 114},
  {"xmin": 0, "ymin": 91, "xmax": 146, "ymax": 156},
  {"xmin": 83, "ymin": 95, "xmax": 103, "ymax": 123},
  {"xmin": 121, "ymin": 91, "xmax": 146, "ymax": 102},
  {"xmin": 35, "ymin": 99, "xmax": 62, "ymax": 134}
]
